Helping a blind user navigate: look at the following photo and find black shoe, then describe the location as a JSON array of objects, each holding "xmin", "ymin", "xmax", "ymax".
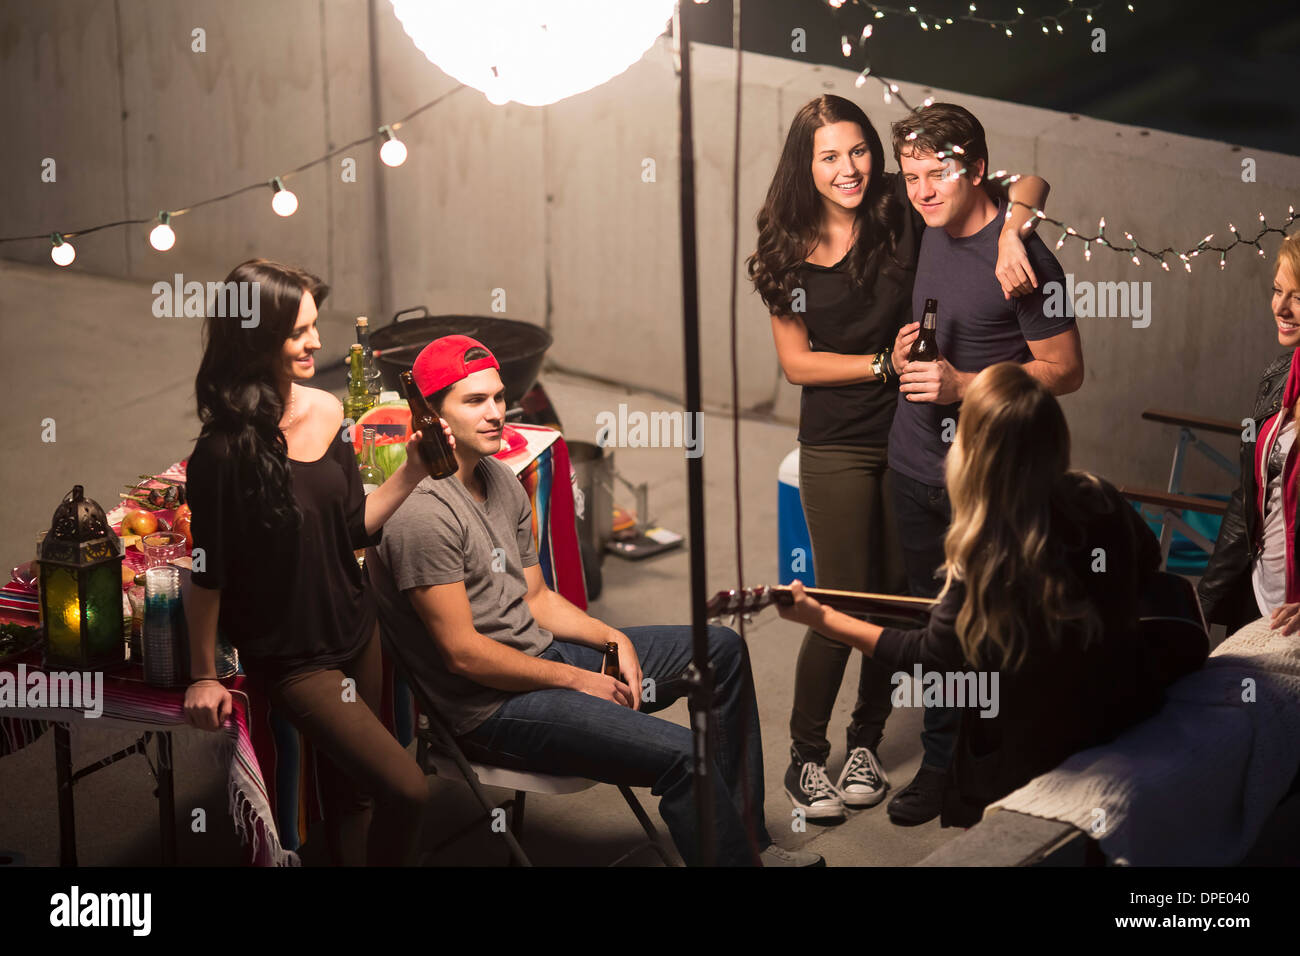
[
  {"xmin": 783, "ymin": 758, "xmax": 846, "ymax": 821},
  {"xmin": 886, "ymin": 765, "xmax": 947, "ymax": 826}
]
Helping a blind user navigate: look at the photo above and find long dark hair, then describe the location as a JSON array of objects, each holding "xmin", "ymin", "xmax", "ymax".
[
  {"xmin": 747, "ymin": 94, "xmax": 907, "ymax": 315},
  {"xmin": 194, "ymin": 259, "xmax": 329, "ymax": 532}
]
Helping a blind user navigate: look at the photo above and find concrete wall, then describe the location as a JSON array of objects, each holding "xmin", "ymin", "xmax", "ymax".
[{"xmin": 4, "ymin": 0, "xmax": 1300, "ymax": 495}]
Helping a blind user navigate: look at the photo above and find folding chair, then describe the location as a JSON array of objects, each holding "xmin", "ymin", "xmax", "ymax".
[{"xmin": 380, "ymin": 631, "xmax": 678, "ymax": 867}]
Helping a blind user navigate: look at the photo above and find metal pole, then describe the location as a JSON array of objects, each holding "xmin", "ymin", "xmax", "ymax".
[{"xmin": 673, "ymin": 2, "xmax": 716, "ymax": 867}]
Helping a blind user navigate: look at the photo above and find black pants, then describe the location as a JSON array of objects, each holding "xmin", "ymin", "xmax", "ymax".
[
  {"xmin": 788, "ymin": 443, "xmax": 907, "ymax": 766},
  {"xmin": 888, "ymin": 466, "xmax": 960, "ymax": 771}
]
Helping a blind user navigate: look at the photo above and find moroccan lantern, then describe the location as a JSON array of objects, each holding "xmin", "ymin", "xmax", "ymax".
[{"xmin": 38, "ymin": 485, "xmax": 126, "ymax": 670}]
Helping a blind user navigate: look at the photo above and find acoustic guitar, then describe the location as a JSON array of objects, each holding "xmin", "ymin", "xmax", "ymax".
[{"xmin": 707, "ymin": 571, "xmax": 1209, "ymax": 686}]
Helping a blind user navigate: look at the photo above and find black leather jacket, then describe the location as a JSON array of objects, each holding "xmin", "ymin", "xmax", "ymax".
[{"xmin": 1198, "ymin": 349, "xmax": 1297, "ymax": 630}]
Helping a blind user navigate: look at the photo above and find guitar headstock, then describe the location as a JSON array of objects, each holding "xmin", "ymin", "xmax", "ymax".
[{"xmin": 705, "ymin": 585, "xmax": 776, "ymax": 623}]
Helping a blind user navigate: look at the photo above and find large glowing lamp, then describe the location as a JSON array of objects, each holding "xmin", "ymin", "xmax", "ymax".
[{"xmin": 388, "ymin": 0, "xmax": 675, "ymax": 107}]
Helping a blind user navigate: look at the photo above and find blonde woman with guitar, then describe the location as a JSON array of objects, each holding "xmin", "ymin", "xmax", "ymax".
[{"xmin": 772, "ymin": 362, "xmax": 1205, "ymax": 826}]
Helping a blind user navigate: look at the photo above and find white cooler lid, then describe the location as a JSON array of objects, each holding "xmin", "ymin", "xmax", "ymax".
[{"xmin": 778, "ymin": 447, "xmax": 800, "ymax": 487}]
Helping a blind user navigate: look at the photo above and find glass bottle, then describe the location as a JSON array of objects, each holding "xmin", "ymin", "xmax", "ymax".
[
  {"xmin": 911, "ymin": 297, "xmax": 942, "ymax": 363},
  {"xmin": 343, "ymin": 343, "xmax": 376, "ymax": 427},
  {"xmin": 355, "ymin": 315, "xmax": 384, "ymax": 400},
  {"xmin": 359, "ymin": 427, "xmax": 385, "ymax": 493},
  {"xmin": 400, "ymin": 371, "xmax": 458, "ymax": 480}
]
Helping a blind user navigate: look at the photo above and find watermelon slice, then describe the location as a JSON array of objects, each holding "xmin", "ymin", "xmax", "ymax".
[{"xmin": 354, "ymin": 401, "xmax": 411, "ymax": 479}]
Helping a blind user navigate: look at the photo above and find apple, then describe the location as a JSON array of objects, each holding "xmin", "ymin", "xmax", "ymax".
[
  {"xmin": 121, "ymin": 508, "xmax": 158, "ymax": 537},
  {"xmin": 174, "ymin": 515, "xmax": 192, "ymax": 550}
]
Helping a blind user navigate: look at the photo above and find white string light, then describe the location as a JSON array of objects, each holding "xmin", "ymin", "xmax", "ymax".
[
  {"xmin": 149, "ymin": 212, "xmax": 176, "ymax": 252},
  {"xmin": 379, "ymin": 125, "xmax": 408, "ymax": 167},
  {"xmin": 49, "ymin": 234, "xmax": 75, "ymax": 267},
  {"xmin": 269, "ymin": 177, "xmax": 299, "ymax": 217}
]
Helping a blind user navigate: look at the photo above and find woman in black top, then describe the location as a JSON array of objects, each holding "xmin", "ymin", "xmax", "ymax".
[
  {"xmin": 183, "ymin": 259, "xmax": 447, "ymax": 865},
  {"xmin": 746, "ymin": 94, "xmax": 1050, "ymax": 821},
  {"xmin": 777, "ymin": 362, "xmax": 1184, "ymax": 826}
]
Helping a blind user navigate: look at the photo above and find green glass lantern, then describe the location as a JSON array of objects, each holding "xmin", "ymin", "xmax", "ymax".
[{"xmin": 38, "ymin": 485, "xmax": 126, "ymax": 670}]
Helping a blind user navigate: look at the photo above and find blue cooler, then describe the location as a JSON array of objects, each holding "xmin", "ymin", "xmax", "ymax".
[{"xmin": 778, "ymin": 448, "xmax": 816, "ymax": 586}]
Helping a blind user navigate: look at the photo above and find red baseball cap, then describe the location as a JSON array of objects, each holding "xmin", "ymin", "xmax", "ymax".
[{"xmin": 412, "ymin": 335, "xmax": 500, "ymax": 397}]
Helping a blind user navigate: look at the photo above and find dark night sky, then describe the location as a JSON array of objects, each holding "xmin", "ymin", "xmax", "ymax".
[{"xmin": 684, "ymin": 0, "xmax": 1300, "ymax": 156}]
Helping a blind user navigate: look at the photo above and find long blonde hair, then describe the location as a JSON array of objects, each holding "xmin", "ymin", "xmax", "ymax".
[{"xmin": 938, "ymin": 363, "xmax": 1104, "ymax": 671}]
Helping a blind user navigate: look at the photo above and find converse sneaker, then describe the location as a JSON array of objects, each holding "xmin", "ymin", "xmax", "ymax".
[
  {"xmin": 760, "ymin": 843, "xmax": 826, "ymax": 867},
  {"xmin": 836, "ymin": 746, "xmax": 889, "ymax": 808},
  {"xmin": 784, "ymin": 759, "xmax": 846, "ymax": 820}
]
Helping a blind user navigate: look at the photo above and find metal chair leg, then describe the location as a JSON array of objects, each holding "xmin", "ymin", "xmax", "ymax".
[{"xmin": 618, "ymin": 784, "xmax": 677, "ymax": 866}]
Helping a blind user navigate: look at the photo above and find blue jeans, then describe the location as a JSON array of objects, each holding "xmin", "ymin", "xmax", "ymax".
[
  {"xmin": 458, "ymin": 625, "xmax": 772, "ymax": 866},
  {"xmin": 888, "ymin": 467, "xmax": 960, "ymax": 770}
]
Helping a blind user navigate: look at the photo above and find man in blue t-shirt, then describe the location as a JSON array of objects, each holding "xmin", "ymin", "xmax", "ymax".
[{"xmin": 883, "ymin": 103, "xmax": 1084, "ymax": 826}]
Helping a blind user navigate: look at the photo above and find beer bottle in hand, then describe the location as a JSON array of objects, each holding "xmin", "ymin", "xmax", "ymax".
[
  {"xmin": 911, "ymin": 298, "xmax": 941, "ymax": 363},
  {"xmin": 602, "ymin": 640, "xmax": 620, "ymax": 678},
  {"xmin": 400, "ymin": 371, "xmax": 458, "ymax": 480}
]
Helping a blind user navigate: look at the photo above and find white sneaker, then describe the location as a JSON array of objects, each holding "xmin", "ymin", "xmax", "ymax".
[
  {"xmin": 760, "ymin": 843, "xmax": 826, "ymax": 867},
  {"xmin": 836, "ymin": 746, "xmax": 889, "ymax": 808}
]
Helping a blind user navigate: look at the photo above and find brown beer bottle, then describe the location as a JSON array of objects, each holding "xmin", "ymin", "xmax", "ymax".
[
  {"xmin": 911, "ymin": 297, "xmax": 942, "ymax": 363},
  {"xmin": 602, "ymin": 640, "xmax": 620, "ymax": 678},
  {"xmin": 399, "ymin": 371, "xmax": 458, "ymax": 480}
]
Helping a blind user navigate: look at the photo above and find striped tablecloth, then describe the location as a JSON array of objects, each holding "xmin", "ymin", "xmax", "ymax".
[{"xmin": 2, "ymin": 426, "xmax": 586, "ymax": 863}]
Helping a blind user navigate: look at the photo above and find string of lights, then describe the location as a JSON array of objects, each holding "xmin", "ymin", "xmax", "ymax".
[
  {"xmin": 3, "ymin": 84, "xmax": 467, "ymax": 267},
  {"xmin": 828, "ymin": 2, "xmax": 1296, "ymax": 272},
  {"xmin": 1015, "ymin": 203, "xmax": 1299, "ymax": 271},
  {"xmin": 829, "ymin": 0, "xmax": 1132, "ymax": 37},
  {"xmin": 11, "ymin": 5, "xmax": 1294, "ymax": 276}
]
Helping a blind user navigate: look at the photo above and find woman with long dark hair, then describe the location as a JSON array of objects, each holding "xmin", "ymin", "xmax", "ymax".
[
  {"xmin": 747, "ymin": 94, "xmax": 1050, "ymax": 822},
  {"xmin": 777, "ymin": 363, "xmax": 1181, "ymax": 825},
  {"xmin": 182, "ymin": 258, "xmax": 444, "ymax": 865}
]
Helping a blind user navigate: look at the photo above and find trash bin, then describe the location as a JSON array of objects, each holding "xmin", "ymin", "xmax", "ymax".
[
  {"xmin": 568, "ymin": 441, "xmax": 614, "ymax": 600},
  {"xmin": 569, "ymin": 441, "xmax": 614, "ymax": 557},
  {"xmin": 778, "ymin": 448, "xmax": 815, "ymax": 586}
]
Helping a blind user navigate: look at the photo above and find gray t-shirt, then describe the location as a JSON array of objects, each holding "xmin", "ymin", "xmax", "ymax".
[
  {"xmin": 888, "ymin": 197, "xmax": 1073, "ymax": 486},
  {"xmin": 368, "ymin": 457, "xmax": 552, "ymax": 735}
]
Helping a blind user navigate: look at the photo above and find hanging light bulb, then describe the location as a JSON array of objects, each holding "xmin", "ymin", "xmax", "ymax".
[
  {"xmin": 270, "ymin": 177, "xmax": 299, "ymax": 217},
  {"xmin": 379, "ymin": 126, "xmax": 408, "ymax": 167},
  {"xmin": 149, "ymin": 212, "xmax": 176, "ymax": 252},
  {"xmin": 50, "ymin": 233, "xmax": 75, "ymax": 267}
]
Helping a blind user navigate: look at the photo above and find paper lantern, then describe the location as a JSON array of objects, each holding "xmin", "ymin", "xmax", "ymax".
[{"xmin": 388, "ymin": 0, "xmax": 675, "ymax": 107}]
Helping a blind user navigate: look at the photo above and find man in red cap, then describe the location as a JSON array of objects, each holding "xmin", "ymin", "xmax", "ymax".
[{"xmin": 367, "ymin": 335, "xmax": 821, "ymax": 866}]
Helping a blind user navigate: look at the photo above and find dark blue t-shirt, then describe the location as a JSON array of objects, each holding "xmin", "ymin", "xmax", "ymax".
[{"xmin": 887, "ymin": 198, "xmax": 1074, "ymax": 486}]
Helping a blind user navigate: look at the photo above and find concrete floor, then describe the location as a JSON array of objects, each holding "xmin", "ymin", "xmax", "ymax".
[{"xmin": 0, "ymin": 258, "xmax": 957, "ymax": 866}]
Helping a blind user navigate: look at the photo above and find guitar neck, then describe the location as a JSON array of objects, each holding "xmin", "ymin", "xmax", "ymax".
[{"xmin": 772, "ymin": 585, "xmax": 936, "ymax": 620}]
